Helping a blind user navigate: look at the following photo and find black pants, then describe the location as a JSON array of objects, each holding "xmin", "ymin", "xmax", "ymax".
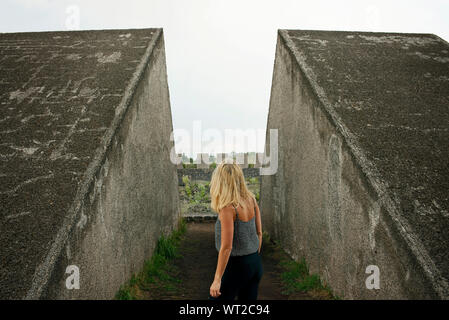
[{"xmin": 209, "ymin": 251, "xmax": 263, "ymax": 300}]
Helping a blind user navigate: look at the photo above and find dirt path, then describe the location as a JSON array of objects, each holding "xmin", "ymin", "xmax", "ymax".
[
  {"xmin": 120, "ymin": 220, "xmax": 330, "ymax": 300},
  {"xmin": 172, "ymin": 221, "xmax": 298, "ymax": 300}
]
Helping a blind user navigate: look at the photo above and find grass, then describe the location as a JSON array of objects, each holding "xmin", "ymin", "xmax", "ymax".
[
  {"xmin": 115, "ymin": 218, "xmax": 187, "ymax": 300},
  {"xmin": 262, "ymin": 231, "xmax": 336, "ymax": 300}
]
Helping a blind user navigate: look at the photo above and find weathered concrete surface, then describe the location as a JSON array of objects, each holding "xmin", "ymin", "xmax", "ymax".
[
  {"xmin": 0, "ymin": 28, "xmax": 179, "ymax": 299},
  {"xmin": 260, "ymin": 30, "xmax": 449, "ymax": 299}
]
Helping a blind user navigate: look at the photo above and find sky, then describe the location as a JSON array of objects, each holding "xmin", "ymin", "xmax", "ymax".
[{"xmin": 1, "ymin": 0, "xmax": 448, "ymax": 157}]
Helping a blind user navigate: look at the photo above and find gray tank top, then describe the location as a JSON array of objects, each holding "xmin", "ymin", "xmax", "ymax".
[{"xmin": 215, "ymin": 202, "xmax": 260, "ymax": 256}]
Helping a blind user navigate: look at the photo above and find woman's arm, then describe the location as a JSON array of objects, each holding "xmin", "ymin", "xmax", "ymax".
[
  {"xmin": 254, "ymin": 197, "xmax": 263, "ymax": 253},
  {"xmin": 210, "ymin": 206, "xmax": 234, "ymax": 297}
]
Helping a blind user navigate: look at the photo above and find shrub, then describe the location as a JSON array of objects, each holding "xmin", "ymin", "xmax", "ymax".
[
  {"xmin": 199, "ymin": 184, "xmax": 206, "ymax": 198},
  {"xmin": 182, "ymin": 175, "xmax": 190, "ymax": 186},
  {"xmin": 249, "ymin": 177, "xmax": 259, "ymax": 184}
]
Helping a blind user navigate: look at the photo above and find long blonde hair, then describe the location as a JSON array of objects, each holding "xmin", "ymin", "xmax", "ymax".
[{"xmin": 210, "ymin": 160, "xmax": 255, "ymax": 213}]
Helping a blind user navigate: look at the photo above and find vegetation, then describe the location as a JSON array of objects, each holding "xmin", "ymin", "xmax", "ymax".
[
  {"xmin": 181, "ymin": 175, "xmax": 209, "ymax": 205},
  {"xmin": 179, "ymin": 173, "xmax": 260, "ymax": 215},
  {"xmin": 248, "ymin": 177, "xmax": 259, "ymax": 184},
  {"xmin": 182, "ymin": 163, "xmax": 197, "ymax": 169},
  {"xmin": 255, "ymin": 191, "xmax": 260, "ymax": 202},
  {"xmin": 245, "ymin": 177, "xmax": 260, "ymax": 202},
  {"xmin": 115, "ymin": 218, "xmax": 187, "ymax": 300},
  {"xmin": 262, "ymin": 232, "xmax": 336, "ymax": 299}
]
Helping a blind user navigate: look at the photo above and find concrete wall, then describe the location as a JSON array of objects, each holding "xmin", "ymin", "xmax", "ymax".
[
  {"xmin": 46, "ymin": 31, "xmax": 178, "ymax": 299},
  {"xmin": 260, "ymin": 31, "xmax": 448, "ymax": 299},
  {"xmin": 0, "ymin": 29, "xmax": 180, "ymax": 299}
]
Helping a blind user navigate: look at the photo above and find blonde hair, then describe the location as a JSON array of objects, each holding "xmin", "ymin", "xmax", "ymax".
[{"xmin": 210, "ymin": 160, "xmax": 255, "ymax": 213}]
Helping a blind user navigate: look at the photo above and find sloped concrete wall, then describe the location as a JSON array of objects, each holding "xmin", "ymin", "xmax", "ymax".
[
  {"xmin": 0, "ymin": 28, "xmax": 179, "ymax": 299},
  {"xmin": 44, "ymin": 31, "xmax": 179, "ymax": 299},
  {"xmin": 260, "ymin": 30, "xmax": 449, "ymax": 299}
]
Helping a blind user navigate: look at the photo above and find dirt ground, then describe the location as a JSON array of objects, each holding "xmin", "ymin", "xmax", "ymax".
[{"xmin": 171, "ymin": 221, "xmax": 312, "ymax": 300}]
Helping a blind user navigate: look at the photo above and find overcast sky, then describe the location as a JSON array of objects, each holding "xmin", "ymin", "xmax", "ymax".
[{"xmin": 1, "ymin": 0, "xmax": 448, "ymax": 157}]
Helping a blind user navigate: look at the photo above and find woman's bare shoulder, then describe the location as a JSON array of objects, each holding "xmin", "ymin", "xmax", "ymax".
[
  {"xmin": 247, "ymin": 195, "xmax": 257, "ymax": 207},
  {"xmin": 218, "ymin": 205, "xmax": 235, "ymax": 221}
]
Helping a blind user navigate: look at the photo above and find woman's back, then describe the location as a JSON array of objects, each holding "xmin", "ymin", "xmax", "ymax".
[
  {"xmin": 215, "ymin": 197, "xmax": 260, "ymax": 256},
  {"xmin": 232, "ymin": 197, "xmax": 255, "ymax": 222}
]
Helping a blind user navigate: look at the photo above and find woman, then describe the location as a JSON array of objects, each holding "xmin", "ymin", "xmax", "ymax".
[{"xmin": 209, "ymin": 161, "xmax": 263, "ymax": 300}]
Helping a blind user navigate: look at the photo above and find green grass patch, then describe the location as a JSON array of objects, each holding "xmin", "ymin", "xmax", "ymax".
[
  {"xmin": 115, "ymin": 218, "xmax": 187, "ymax": 300},
  {"xmin": 280, "ymin": 258, "xmax": 325, "ymax": 294},
  {"xmin": 262, "ymin": 232, "xmax": 336, "ymax": 299}
]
